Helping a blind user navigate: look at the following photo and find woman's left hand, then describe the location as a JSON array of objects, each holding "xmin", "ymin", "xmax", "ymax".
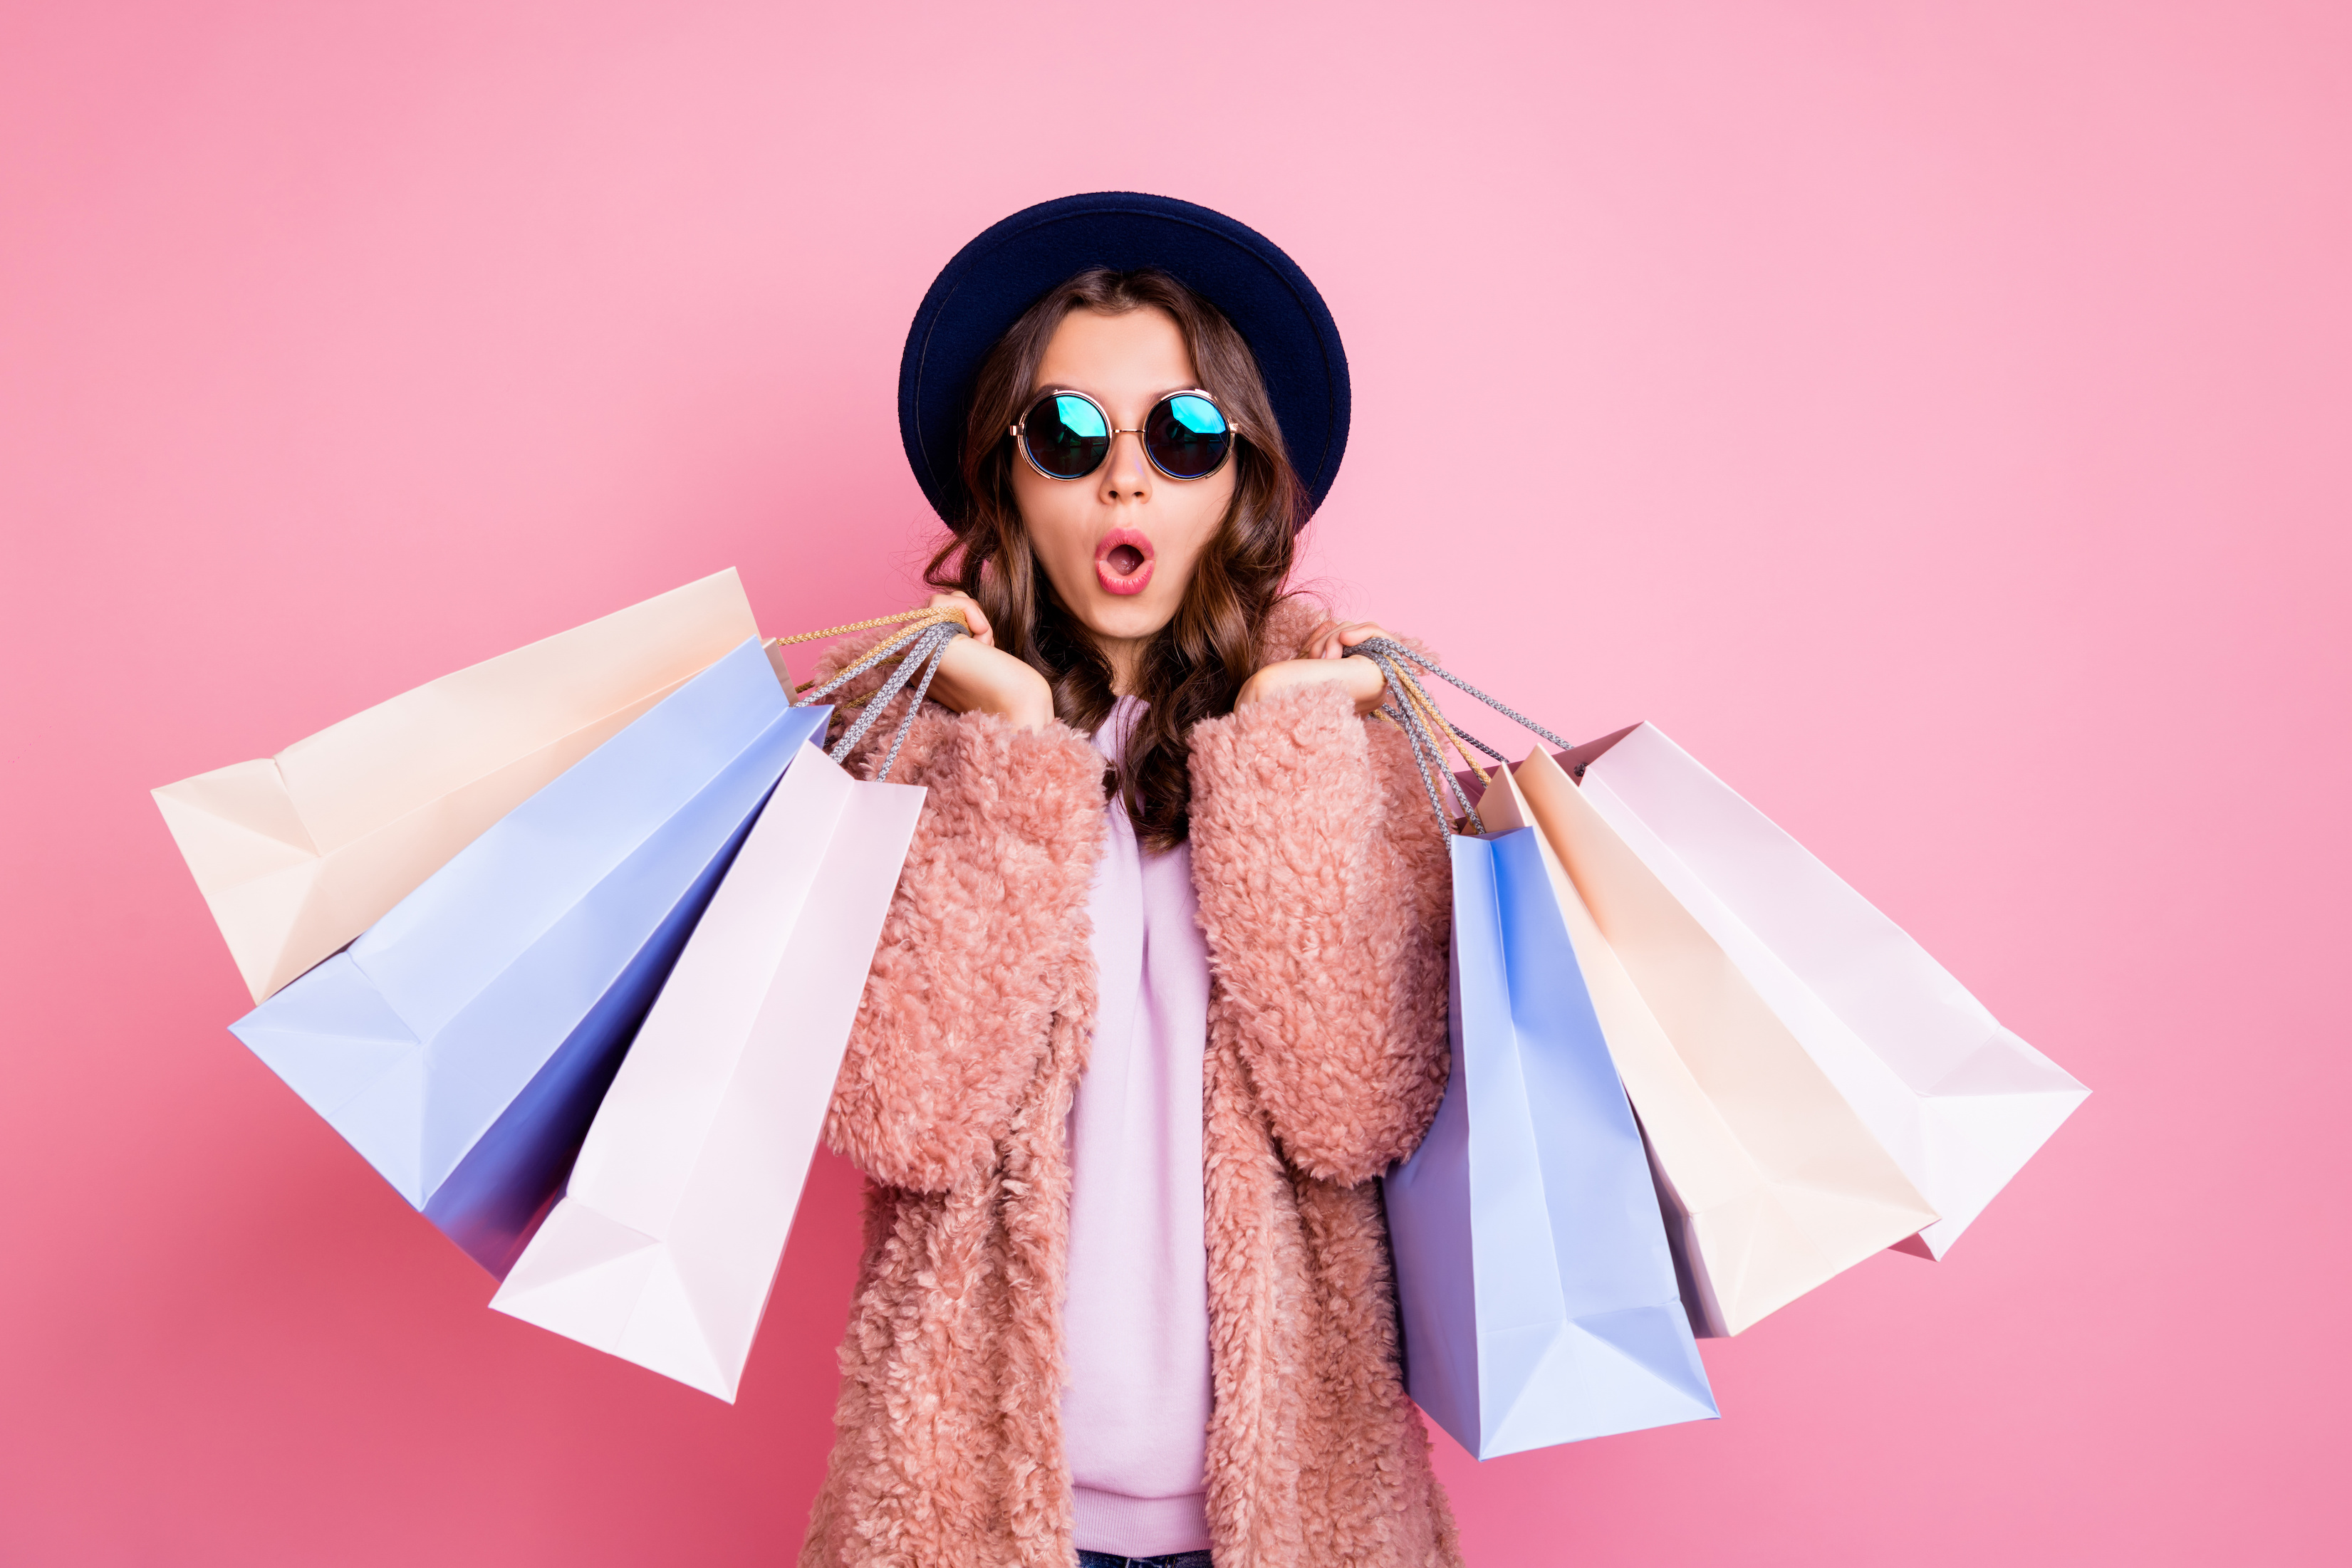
[{"xmin": 1235, "ymin": 619, "xmax": 1395, "ymax": 716}]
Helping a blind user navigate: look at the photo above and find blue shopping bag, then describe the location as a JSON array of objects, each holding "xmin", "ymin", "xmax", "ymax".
[
  {"xmin": 1384, "ymin": 826, "xmax": 1719, "ymax": 1458},
  {"xmin": 231, "ymin": 637, "xmax": 829, "ymax": 1277}
]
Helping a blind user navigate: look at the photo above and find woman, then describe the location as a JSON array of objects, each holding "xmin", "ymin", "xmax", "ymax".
[{"xmin": 801, "ymin": 194, "xmax": 1462, "ymax": 1568}]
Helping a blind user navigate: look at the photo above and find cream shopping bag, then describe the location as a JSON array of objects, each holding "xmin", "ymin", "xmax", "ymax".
[
  {"xmin": 1568, "ymin": 723, "xmax": 2088, "ymax": 1262},
  {"xmin": 154, "ymin": 570, "xmax": 759, "ymax": 1003},
  {"xmin": 1479, "ymin": 756, "xmax": 1937, "ymax": 1336}
]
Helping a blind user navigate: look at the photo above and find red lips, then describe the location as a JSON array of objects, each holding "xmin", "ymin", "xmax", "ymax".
[{"xmin": 1094, "ymin": 528, "xmax": 1155, "ymax": 596}]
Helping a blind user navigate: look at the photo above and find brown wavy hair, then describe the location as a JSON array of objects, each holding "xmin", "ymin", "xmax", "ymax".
[{"xmin": 926, "ymin": 266, "xmax": 1306, "ymax": 852}]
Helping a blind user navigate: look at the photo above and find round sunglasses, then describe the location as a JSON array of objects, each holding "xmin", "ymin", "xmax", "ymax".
[{"xmin": 1011, "ymin": 388, "xmax": 1236, "ymax": 482}]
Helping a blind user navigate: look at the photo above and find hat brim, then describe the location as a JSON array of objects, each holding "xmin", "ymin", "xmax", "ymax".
[{"xmin": 899, "ymin": 191, "xmax": 1350, "ymax": 528}]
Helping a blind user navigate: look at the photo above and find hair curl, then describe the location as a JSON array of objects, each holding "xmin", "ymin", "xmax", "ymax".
[{"xmin": 925, "ymin": 266, "xmax": 1306, "ymax": 852}]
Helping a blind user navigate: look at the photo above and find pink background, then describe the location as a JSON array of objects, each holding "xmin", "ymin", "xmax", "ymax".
[{"xmin": 3, "ymin": 2, "xmax": 2344, "ymax": 1563}]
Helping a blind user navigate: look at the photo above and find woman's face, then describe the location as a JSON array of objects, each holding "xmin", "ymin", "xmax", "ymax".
[{"xmin": 1011, "ymin": 305, "xmax": 1237, "ymax": 653}]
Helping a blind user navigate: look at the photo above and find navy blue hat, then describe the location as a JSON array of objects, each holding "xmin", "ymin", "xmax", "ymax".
[{"xmin": 898, "ymin": 192, "xmax": 1351, "ymax": 529}]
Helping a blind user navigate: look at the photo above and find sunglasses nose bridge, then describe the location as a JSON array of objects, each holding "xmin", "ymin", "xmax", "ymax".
[{"xmin": 1098, "ymin": 426, "xmax": 1156, "ymax": 493}]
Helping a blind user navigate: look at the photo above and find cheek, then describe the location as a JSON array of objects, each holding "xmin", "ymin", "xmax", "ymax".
[
  {"xmin": 1011, "ymin": 471, "xmax": 1098, "ymax": 580},
  {"xmin": 1158, "ymin": 474, "xmax": 1237, "ymax": 577}
]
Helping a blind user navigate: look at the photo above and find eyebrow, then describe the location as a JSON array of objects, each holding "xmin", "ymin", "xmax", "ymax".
[{"xmin": 1028, "ymin": 383, "xmax": 1207, "ymax": 402}]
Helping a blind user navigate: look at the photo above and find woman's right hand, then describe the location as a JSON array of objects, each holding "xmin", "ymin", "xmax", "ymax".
[{"xmin": 919, "ymin": 591, "xmax": 1055, "ymax": 731}]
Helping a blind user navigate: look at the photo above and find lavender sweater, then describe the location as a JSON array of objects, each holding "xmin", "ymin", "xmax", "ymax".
[{"xmin": 1062, "ymin": 697, "xmax": 1214, "ymax": 1557}]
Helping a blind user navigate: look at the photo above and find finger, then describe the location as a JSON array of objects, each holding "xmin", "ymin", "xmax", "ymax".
[
  {"xmin": 927, "ymin": 590, "xmax": 993, "ymax": 646},
  {"xmin": 1335, "ymin": 621, "xmax": 1389, "ymax": 649},
  {"xmin": 1295, "ymin": 617, "xmax": 1340, "ymax": 659},
  {"xmin": 1314, "ymin": 621, "xmax": 1370, "ymax": 660}
]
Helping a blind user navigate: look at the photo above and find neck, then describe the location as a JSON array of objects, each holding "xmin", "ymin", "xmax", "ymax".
[{"xmin": 1094, "ymin": 633, "xmax": 1145, "ymax": 697}]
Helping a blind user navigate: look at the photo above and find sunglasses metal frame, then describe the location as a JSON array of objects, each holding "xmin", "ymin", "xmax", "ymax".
[{"xmin": 1009, "ymin": 387, "xmax": 1239, "ymax": 483}]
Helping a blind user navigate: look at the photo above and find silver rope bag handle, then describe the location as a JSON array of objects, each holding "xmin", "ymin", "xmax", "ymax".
[
  {"xmin": 1348, "ymin": 636, "xmax": 1581, "ymax": 840},
  {"xmin": 781, "ymin": 609, "xmax": 972, "ymax": 785},
  {"xmin": 1349, "ymin": 635, "xmax": 1575, "ymax": 761},
  {"xmin": 1354, "ymin": 642, "xmax": 1483, "ymax": 840}
]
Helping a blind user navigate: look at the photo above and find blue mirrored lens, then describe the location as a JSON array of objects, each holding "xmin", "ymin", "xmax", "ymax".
[
  {"xmin": 1024, "ymin": 392, "xmax": 1112, "ymax": 478},
  {"xmin": 1145, "ymin": 394, "xmax": 1232, "ymax": 478}
]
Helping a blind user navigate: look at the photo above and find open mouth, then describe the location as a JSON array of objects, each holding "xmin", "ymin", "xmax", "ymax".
[{"xmin": 1094, "ymin": 529, "xmax": 1155, "ymax": 596}]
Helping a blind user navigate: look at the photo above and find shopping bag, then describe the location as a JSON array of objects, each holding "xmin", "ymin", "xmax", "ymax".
[
  {"xmin": 1358, "ymin": 637, "xmax": 1939, "ymax": 1337},
  {"xmin": 1365, "ymin": 645, "xmax": 1716, "ymax": 1459},
  {"xmin": 1480, "ymin": 756, "xmax": 1937, "ymax": 1335},
  {"xmin": 1384, "ymin": 826, "xmax": 1720, "ymax": 1458},
  {"xmin": 1566, "ymin": 723, "xmax": 2088, "ymax": 1260},
  {"xmin": 155, "ymin": 569, "xmax": 761, "ymax": 1003},
  {"xmin": 489, "ymin": 743, "xmax": 923, "ymax": 1400},
  {"xmin": 228, "ymin": 638, "xmax": 830, "ymax": 1277}
]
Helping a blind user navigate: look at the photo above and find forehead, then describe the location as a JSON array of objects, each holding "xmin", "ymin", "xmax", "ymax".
[{"xmin": 1033, "ymin": 306, "xmax": 1197, "ymax": 395}]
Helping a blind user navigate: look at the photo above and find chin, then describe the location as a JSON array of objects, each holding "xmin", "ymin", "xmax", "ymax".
[{"xmin": 1072, "ymin": 594, "xmax": 1180, "ymax": 644}]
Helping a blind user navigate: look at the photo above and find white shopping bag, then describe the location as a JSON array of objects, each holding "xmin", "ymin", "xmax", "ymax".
[
  {"xmin": 1572, "ymin": 723, "xmax": 2087, "ymax": 1262},
  {"xmin": 489, "ymin": 741, "xmax": 923, "ymax": 1400}
]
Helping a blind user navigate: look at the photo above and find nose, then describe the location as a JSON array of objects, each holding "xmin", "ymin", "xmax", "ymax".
[{"xmin": 1097, "ymin": 427, "xmax": 1153, "ymax": 504}]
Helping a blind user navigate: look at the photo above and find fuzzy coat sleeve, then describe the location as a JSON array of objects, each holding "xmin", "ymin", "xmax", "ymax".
[
  {"xmin": 808, "ymin": 629, "xmax": 1108, "ymax": 1194},
  {"xmin": 1185, "ymin": 679, "xmax": 1455, "ymax": 1187}
]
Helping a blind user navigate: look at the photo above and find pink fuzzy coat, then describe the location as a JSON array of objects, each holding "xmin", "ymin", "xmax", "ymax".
[{"xmin": 799, "ymin": 600, "xmax": 1464, "ymax": 1568}]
